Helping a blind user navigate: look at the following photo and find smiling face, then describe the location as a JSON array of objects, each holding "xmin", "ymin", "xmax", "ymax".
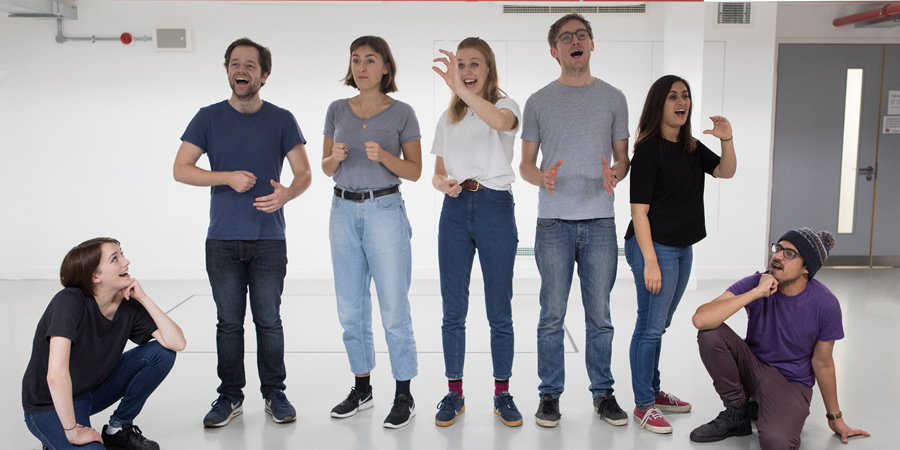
[
  {"xmin": 227, "ymin": 45, "xmax": 268, "ymax": 100},
  {"xmin": 768, "ymin": 240, "xmax": 808, "ymax": 285},
  {"xmin": 350, "ymin": 45, "xmax": 389, "ymax": 92},
  {"xmin": 661, "ymin": 81, "xmax": 691, "ymax": 137},
  {"xmin": 456, "ymin": 47, "xmax": 489, "ymax": 97},
  {"xmin": 550, "ymin": 19, "xmax": 594, "ymax": 70},
  {"xmin": 92, "ymin": 243, "xmax": 131, "ymax": 291}
]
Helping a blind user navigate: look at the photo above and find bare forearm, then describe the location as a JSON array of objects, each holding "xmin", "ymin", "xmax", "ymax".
[
  {"xmin": 174, "ymin": 164, "xmax": 230, "ymax": 187},
  {"xmin": 47, "ymin": 371, "xmax": 76, "ymax": 429},
  {"xmin": 814, "ymin": 363, "xmax": 841, "ymax": 415},
  {"xmin": 612, "ymin": 159, "xmax": 630, "ymax": 183},
  {"xmin": 138, "ymin": 296, "xmax": 186, "ymax": 351},
  {"xmin": 457, "ymin": 91, "xmax": 515, "ymax": 131},
  {"xmin": 716, "ymin": 139, "xmax": 737, "ymax": 179},
  {"xmin": 631, "ymin": 209, "xmax": 657, "ymax": 264},
  {"xmin": 520, "ymin": 162, "xmax": 545, "ymax": 187},
  {"xmin": 287, "ymin": 170, "xmax": 312, "ymax": 199},
  {"xmin": 693, "ymin": 291, "xmax": 760, "ymax": 330},
  {"xmin": 322, "ymin": 156, "xmax": 341, "ymax": 177}
]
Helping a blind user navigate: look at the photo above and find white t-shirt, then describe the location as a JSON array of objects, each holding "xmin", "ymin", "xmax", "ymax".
[{"xmin": 431, "ymin": 97, "xmax": 520, "ymax": 191}]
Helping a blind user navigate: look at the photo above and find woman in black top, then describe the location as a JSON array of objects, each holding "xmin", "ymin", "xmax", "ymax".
[
  {"xmin": 22, "ymin": 238, "xmax": 186, "ymax": 450},
  {"xmin": 624, "ymin": 75, "xmax": 736, "ymax": 434}
]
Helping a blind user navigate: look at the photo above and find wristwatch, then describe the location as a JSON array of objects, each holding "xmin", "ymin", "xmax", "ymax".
[{"xmin": 826, "ymin": 411, "xmax": 842, "ymax": 420}]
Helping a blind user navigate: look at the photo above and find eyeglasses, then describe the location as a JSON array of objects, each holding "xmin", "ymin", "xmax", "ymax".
[
  {"xmin": 556, "ymin": 29, "xmax": 591, "ymax": 44},
  {"xmin": 771, "ymin": 243, "xmax": 799, "ymax": 260}
]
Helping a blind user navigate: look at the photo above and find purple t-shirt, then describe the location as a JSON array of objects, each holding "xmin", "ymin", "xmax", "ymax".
[{"xmin": 728, "ymin": 272, "xmax": 844, "ymax": 387}]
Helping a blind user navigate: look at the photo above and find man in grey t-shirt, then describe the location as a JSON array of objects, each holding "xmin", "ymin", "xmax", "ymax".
[{"xmin": 519, "ymin": 13, "xmax": 631, "ymax": 429}]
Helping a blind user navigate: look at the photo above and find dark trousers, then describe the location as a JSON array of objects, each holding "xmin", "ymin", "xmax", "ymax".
[{"xmin": 698, "ymin": 324, "xmax": 813, "ymax": 450}]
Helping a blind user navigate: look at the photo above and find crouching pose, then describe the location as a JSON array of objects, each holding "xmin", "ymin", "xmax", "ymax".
[
  {"xmin": 23, "ymin": 238, "xmax": 186, "ymax": 450},
  {"xmin": 690, "ymin": 228, "xmax": 869, "ymax": 448}
]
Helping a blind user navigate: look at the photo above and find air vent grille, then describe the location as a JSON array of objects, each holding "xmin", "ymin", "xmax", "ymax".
[
  {"xmin": 503, "ymin": 5, "xmax": 646, "ymax": 15},
  {"xmin": 717, "ymin": 3, "xmax": 751, "ymax": 25}
]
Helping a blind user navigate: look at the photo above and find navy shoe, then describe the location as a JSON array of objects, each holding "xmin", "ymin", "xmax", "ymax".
[
  {"xmin": 434, "ymin": 392, "xmax": 465, "ymax": 427},
  {"xmin": 264, "ymin": 389, "xmax": 297, "ymax": 424},
  {"xmin": 203, "ymin": 394, "xmax": 243, "ymax": 428},
  {"xmin": 494, "ymin": 391, "xmax": 523, "ymax": 427}
]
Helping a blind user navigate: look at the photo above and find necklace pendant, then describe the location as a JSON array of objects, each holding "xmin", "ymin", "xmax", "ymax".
[{"xmin": 362, "ymin": 121, "xmax": 368, "ymax": 130}]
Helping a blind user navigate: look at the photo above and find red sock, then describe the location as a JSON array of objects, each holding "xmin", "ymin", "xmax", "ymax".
[
  {"xmin": 494, "ymin": 379, "xmax": 509, "ymax": 397},
  {"xmin": 448, "ymin": 379, "xmax": 463, "ymax": 399}
]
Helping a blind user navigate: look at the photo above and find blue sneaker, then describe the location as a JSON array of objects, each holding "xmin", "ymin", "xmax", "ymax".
[
  {"xmin": 264, "ymin": 389, "xmax": 297, "ymax": 424},
  {"xmin": 494, "ymin": 391, "xmax": 523, "ymax": 427},
  {"xmin": 434, "ymin": 392, "xmax": 465, "ymax": 427},
  {"xmin": 203, "ymin": 394, "xmax": 243, "ymax": 428}
]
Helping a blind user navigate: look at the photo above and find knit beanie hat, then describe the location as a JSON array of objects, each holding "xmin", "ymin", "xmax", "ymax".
[{"xmin": 777, "ymin": 227, "xmax": 835, "ymax": 279}]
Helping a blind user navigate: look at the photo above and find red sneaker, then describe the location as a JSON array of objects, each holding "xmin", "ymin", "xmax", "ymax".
[
  {"xmin": 633, "ymin": 406, "xmax": 673, "ymax": 434},
  {"xmin": 654, "ymin": 390, "xmax": 691, "ymax": 412}
]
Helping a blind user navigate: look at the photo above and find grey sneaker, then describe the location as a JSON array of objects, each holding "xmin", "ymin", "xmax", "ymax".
[
  {"xmin": 534, "ymin": 393, "xmax": 561, "ymax": 428},
  {"xmin": 594, "ymin": 394, "xmax": 628, "ymax": 426}
]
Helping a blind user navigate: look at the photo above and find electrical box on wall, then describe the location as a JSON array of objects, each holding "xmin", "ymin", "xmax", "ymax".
[{"xmin": 155, "ymin": 28, "xmax": 190, "ymax": 51}]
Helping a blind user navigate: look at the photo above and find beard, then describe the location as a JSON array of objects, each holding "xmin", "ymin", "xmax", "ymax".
[{"xmin": 229, "ymin": 79, "xmax": 261, "ymax": 101}]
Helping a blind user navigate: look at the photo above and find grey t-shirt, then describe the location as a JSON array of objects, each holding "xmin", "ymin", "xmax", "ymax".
[
  {"xmin": 521, "ymin": 79, "xmax": 629, "ymax": 220},
  {"xmin": 324, "ymin": 98, "xmax": 421, "ymax": 191}
]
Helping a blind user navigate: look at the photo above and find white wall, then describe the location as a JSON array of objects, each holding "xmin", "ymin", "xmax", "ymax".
[{"xmin": 0, "ymin": 1, "xmax": 891, "ymax": 281}]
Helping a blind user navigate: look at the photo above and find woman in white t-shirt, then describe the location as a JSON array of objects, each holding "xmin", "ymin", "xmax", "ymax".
[{"xmin": 430, "ymin": 37, "xmax": 522, "ymax": 428}]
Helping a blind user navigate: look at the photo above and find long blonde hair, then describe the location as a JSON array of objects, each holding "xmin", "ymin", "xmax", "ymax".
[{"xmin": 448, "ymin": 38, "xmax": 506, "ymax": 124}]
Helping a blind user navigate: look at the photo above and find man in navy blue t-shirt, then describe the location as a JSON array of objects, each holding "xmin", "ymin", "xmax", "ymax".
[{"xmin": 174, "ymin": 37, "xmax": 312, "ymax": 428}]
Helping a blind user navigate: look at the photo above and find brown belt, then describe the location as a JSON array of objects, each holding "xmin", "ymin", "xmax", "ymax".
[{"xmin": 460, "ymin": 179, "xmax": 485, "ymax": 191}]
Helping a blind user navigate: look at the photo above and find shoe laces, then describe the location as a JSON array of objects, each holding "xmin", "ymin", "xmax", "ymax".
[
  {"xmin": 496, "ymin": 391, "xmax": 515, "ymax": 410},
  {"xmin": 661, "ymin": 391, "xmax": 682, "ymax": 404},
  {"xmin": 540, "ymin": 396, "xmax": 558, "ymax": 414},
  {"xmin": 268, "ymin": 390, "xmax": 289, "ymax": 407},
  {"xmin": 124, "ymin": 424, "xmax": 143, "ymax": 436},
  {"xmin": 639, "ymin": 407, "xmax": 665, "ymax": 428},
  {"xmin": 436, "ymin": 392, "xmax": 457, "ymax": 410}
]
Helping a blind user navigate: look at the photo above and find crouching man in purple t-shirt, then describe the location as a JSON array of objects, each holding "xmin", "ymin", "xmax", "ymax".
[{"xmin": 689, "ymin": 228, "xmax": 869, "ymax": 448}]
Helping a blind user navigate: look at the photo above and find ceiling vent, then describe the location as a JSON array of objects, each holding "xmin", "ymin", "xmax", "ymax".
[
  {"xmin": 503, "ymin": 4, "xmax": 646, "ymax": 15},
  {"xmin": 717, "ymin": 3, "xmax": 752, "ymax": 25}
]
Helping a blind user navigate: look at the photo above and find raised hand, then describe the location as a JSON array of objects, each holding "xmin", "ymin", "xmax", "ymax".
[
  {"xmin": 757, "ymin": 273, "xmax": 778, "ymax": 297},
  {"xmin": 432, "ymin": 49, "xmax": 465, "ymax": 95},
  {"xmin": 544, "ymin": 160, "xmax": 563, "ymax": 194},
  {"xmin": 120, "ymin": 278, "xmax": 147, "ymax": 302},
  {"xmin": 703, "ymin": 116, "xmax": 733, "ymax": 140},
  {"xmin": 331, "ymin": 142, "xmax": 349, "ymax": 163},
  {"xmin": 365, "ymin": 141, "xmax": 388, "ymax": 163},
  {"xmin": 601, "ymin": 156, "xmax": 617, "ymax": 196},
  {"xmin": 227, "ymin": 170, "xmax": 257, "ymax": 193}
]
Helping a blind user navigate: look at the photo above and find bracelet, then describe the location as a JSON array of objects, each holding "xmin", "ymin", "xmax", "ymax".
[
  {"xmin": 63, "ymin": 423, "xmax": 77, "ymax": 431},
  {"xmin": 721, "ymin": 136, "xmax": 733, "ymax": 142},
  {"xmin": 826, "ymin": 411, "xmax": 842, "ymax": 420}
]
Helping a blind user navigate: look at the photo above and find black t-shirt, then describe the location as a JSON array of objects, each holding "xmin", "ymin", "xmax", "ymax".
[
  {"xmin": 22, "ymin": 288, "xmax": 157, "ymax": 414},
  {"xmin": 624, "ymin": 135, "xmax": 721, "ymax": 247}
]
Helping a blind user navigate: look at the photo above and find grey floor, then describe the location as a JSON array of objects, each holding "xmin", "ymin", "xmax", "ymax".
[{"xmin": 2, "ymin": 268, "xmax": 893, "ymax": 449}]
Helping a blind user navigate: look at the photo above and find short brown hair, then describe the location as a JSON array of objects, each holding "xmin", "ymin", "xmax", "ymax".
[
  {"xmin": 60, "ymin": 237, "xmax": 119, "ymax": 298},
  {"xmin": 547, "ymin": 13, "xmax": 594, "ymax": 48},
  {"xmin": 224, "ymin": 38, "xmax": 272, "ymax": 83},
  {"xmin": 342, "ymin": 36, "xmax": 398, "ymax": 94}
]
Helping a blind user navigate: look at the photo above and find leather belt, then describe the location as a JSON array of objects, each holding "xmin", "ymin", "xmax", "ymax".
[
  {"xmin": 460, "ymin": 179, "xmax": 485, "ymax": 191},
  {"xmin": 333, "ymin": 185, "xmax": 399, "ymax": 202}
]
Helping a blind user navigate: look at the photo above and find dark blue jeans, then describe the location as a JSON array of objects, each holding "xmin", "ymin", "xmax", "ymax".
[
  {"xmin": 24, "ymin": 341, "xmax": 176, "ymax": 450},
  {"xmin": 625, "ymin": 237, "xmax": 693, "ymax": 406},
  {"xmin": 438, "ymin": 188, "xmax": 518, "ymax": 380},
  {"xmin": 206, "ymin": 239, "xmax": 288, "ymax": 398},
  {"xmin": 535, "ymin": 218, "xmax": 618, "ymax": 398}
]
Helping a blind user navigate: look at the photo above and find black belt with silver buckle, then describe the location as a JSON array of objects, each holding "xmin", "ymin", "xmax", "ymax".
[
  {"xmin": 460, "ymin": 179, "xmax": 485, "ymax": 191},
  {"xmin": 334, "ymin": 185, "xmax": 400, "ymax": 202}
]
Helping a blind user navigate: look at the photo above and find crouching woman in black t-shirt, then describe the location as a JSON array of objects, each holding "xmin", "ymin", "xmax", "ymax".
[{"xmin": 22, "ymin": 237, "xmax": 186, "ymax": 450}]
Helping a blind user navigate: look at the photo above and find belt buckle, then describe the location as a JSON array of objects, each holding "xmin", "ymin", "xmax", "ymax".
[{"xmin": 464, "ymin": 180, "xmax": 480, "ymax": 192}]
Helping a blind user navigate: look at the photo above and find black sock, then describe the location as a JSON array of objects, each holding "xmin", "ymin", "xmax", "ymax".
[
  {"xmin": 355, "ymin": 375, "xmax": 371, "ymax": 393},
  {"xmin": 395, "ymin": 379, "xmax": 411, "ymax": 399}
]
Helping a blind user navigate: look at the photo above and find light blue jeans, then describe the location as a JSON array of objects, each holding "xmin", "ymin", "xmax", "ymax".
[
  {"xmin": 329, "ymin": 190, "xmax": 418, "ymax": 381},
  {"xmin": 535, "ymin": 218, "xmax": 618, "ymax": 398},
  {"xmin": 625, "ymin": 237, "xmax": 693, "ymax": 406}
]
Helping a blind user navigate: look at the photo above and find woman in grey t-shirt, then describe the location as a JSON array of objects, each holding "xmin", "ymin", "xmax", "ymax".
[{"xmin": 321, "ymin": 35, "xmax": 422, "ymax": 429}]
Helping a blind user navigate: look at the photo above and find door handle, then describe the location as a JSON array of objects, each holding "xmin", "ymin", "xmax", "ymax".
[{"xmin": 858, "ymin": 166, "xmax": 874, "ymax": 181}]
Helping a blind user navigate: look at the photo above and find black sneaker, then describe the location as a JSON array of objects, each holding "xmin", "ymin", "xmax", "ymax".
[
  {"xmin": 203, "ymin": 393, "xmax": 243, "ymax": 428},
  {"xmin": 593, "ymin": 394, "xmax": 628, "ymax": 426},
  {"xmin": 384, "ymin": 394, "xmax": 416, "ymax": 429},
  {"xmin": 689, "ymin": 404, "xmax": 752, "ymax": 443},
  {"xmin": 534, "ymin": 393, "xmax": 561, "ymax": 428},
  {"xmin": 331, "ymin": 386, "xmax": 374, "ymax": 418},
  {"xmin": 102, "ymin": 424, "xmax": 159, "ymax": 450}
]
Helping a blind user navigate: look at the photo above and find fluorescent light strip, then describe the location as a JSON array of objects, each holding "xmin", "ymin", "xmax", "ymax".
[{"xmin": 837, "ymin": 68, "xmax": 863, "ymax": 234}]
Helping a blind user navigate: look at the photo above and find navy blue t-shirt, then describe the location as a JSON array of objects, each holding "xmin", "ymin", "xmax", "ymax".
[{"xmin": 181, "ymin": 100, "xmax": 306, "ymax": 240}]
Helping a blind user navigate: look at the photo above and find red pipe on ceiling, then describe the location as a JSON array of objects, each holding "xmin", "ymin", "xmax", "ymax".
[{"xmin": 833, "ymin": 3, "xmax": 900, "ymax": 27}]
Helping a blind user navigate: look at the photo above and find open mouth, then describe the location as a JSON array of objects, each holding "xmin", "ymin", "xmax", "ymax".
[
  {"xmin": 770, "ymin": 262, "xmax": 783, "ymax": 271},
  {"xmin": 119, "ymin": 271, "xmax": 129, "ymax": 278},
  {"xmin": 235, "ymin": 77, "xmax": 249, "ymax": 86},
  {"xmin": 570, "ymin": 49, "xmax": 584, "ymax": 57},
  {"xmin": 464, "ymin": 79, "xmax": 477, "ymax": 88},
  {"xmin": 675, "ymin": 109, "xmax": 686, "ymax": 118}
]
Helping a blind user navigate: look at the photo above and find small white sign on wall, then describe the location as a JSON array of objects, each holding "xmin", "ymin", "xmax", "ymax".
[
  {"xmin": 885, "ymin": 116, "xmax": 900, "ymax": 134},
  {"xmin": 889, "ymin": 90, "xmax": 900, "ymax": 115}
]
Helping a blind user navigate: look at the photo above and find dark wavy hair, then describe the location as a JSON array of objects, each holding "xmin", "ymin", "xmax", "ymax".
[
  {"xmin": 60, "ymin": 237, "xmax": 120, "ymax": 297},
  {"xmin": 224, "ymin": 38, "xmax": 272, "ymax": 86},
  {"xmin": 635, "ymin": 75, "xmax": 696, "ymax": 153},
  {"xmin": 547, "ymin": 13, "xmax": 593, "ymax": 48}
]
